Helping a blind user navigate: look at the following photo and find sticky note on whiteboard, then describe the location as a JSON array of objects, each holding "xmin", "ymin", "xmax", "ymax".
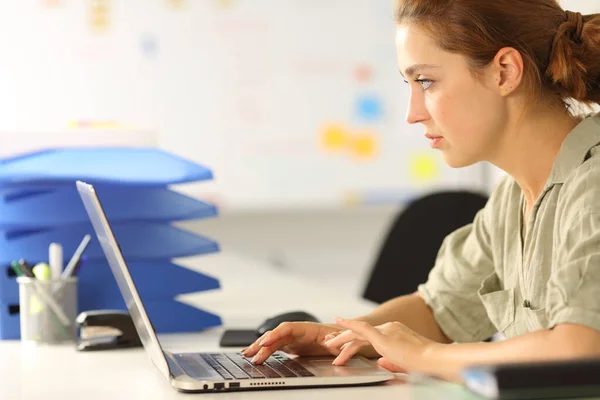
[
  {"xmin": 409, "ymin": 152, "xmax": 440, "ymax": 182},
  {"xmin": 320, "ymin": 124, "xmax": 350, "ymax": 152},
  {"xmin": 89, "ymin": 0, "xmax": 109, "ymax": 32},
  {"xmin": 351, "ymin": 131, "xmax": 378, "ymax": 160}
]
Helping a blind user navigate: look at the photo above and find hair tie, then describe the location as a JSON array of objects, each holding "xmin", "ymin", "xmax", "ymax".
[{"xmin": 565, "ymin": 10, "xmax": 584, "ymax": 42}]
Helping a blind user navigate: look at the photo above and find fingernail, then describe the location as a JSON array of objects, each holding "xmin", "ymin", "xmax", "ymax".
[
  {"xmin": 331, "ymin": 358, "xmax": 339, "ymax": 366},
  {"xmin": 258, "ymin": 340, "xmax": 266, "ymax": 347},
  {"xmin": 251, "ymin": 356, "xmax": 259, "ymax": 363}
]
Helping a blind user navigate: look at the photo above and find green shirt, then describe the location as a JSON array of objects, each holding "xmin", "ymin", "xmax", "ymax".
[{"xmin": 418, "ymin": 112, "xmax": 600, "ymax": 343}]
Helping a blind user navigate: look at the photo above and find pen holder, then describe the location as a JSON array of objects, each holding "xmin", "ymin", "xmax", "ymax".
[{"xmin": 17, "ymin": 277, "xmax": 78, "ymax": 344}]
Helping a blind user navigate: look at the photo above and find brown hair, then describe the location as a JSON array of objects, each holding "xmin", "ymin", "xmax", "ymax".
[{"xmin": 396, "ymin": 0, "xmax": 600, "ymax": 113}]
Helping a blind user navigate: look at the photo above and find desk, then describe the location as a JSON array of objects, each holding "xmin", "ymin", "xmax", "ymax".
[{"xmin": 0, "ymin": 253, "xmax": 480, "ymax": 399}]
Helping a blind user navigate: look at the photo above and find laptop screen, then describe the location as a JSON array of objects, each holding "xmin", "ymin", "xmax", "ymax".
[{"xmin": 76, "ymin": 181, "xmax": 171, "ymax": 379}]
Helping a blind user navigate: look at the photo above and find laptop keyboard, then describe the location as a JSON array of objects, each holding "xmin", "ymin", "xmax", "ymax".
[{"xmin": 175, "ymin": 352, "xmax": 315, "ymax": 380}]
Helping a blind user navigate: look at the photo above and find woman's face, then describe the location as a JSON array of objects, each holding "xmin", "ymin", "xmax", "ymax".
[{"xmin": 396, "ymin": 23, "xmax": 507, "ymax": 168}]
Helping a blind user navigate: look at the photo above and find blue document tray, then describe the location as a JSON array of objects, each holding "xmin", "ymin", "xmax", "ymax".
[
  {"xmin": 144, "ymin": 300, "xmax": 222, "ymax": 333},
  {"xmin": 0, "ymin": 222, "xmax": 219, "ymax": 265},
  {"xmin": 0, "ymin": 148, "xmax": 213, "ymax": 187},
  {"xmin": 78, "ymin": 299, "xmax": 222, "ymax": 333},
  {"xmin": 0, "ymin": 302, "xmax": 19, "ymax": 339},
  {"xmin": 0, "ymin": 185, "xmax": 217, "ymax": 229},
  {"xmin": 78, "ymin": 260, "xmax": 220, "ymax": 307},
  {"xmin": 0, "ymin": 260, "xmax": 220, "ymax": 303}
]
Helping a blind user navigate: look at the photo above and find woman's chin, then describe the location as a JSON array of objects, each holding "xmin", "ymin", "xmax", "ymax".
[{"xmin": 441, "ymin": 152, "xmax": 478, "ymax": 169}]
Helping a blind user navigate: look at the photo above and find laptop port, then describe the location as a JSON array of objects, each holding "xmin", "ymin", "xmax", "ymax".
[
  {"xmin": 229, "ymin": 382, "xmax": 240, "ymax": 388},
  {"xmin": 214, "ymin": 383, "xmax": 225, "ymax": 390}
]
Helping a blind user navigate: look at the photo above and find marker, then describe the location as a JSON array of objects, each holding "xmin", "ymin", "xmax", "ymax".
[
  {"xmin": 17, "ymin": 259, "xmax": 35, "ymax": 278},
  {"xmin": 10, "ymin": 261, "xmax": 23, "ymax": 277},
  {"xmin": 49, "ymin": 243, "xmax": 63, "ymax": 279},
  {"xmin": 33, "ymin": 263, "xmax": 52, "ymax": 281}
]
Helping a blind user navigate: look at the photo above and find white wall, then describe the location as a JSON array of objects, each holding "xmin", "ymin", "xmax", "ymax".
[
  {"xmin": 182, "ymin": 0, "xmax": 600, "ymax": 300},
  {"xmin": 178, "ymin": 206, "xmax": 399, "ymax": 297}
]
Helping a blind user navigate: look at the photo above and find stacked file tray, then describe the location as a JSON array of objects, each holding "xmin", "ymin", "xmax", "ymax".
[{"xmin": 0, "ymin": 148, "xmax": 222, "ymax": 339}]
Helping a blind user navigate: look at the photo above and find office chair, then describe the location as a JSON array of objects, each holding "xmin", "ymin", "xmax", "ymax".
[{"xmin": 362, "ymin": 190, "xmax": 489, "ymax": 304}]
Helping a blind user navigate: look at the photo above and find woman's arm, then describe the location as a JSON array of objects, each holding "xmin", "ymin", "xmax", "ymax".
[
  {"xmin": 328, "ymin": 319, "xmax": 600, "ymax": 382},
  {"xmin": 423, "ymin": 323, "xmax": 600, "ymax": 382},
  {"xmin": 355, "ymin": 292, "xmax": 452, "ymax": 344}
]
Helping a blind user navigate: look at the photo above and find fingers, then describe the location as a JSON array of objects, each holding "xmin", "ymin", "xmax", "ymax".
[
  {"xmin": 323, "ymin": 329, "xmax": 363, "ymax": 349},
  {"xmin": 241, "ymin": 322, "xmax": 313, "ymax": 360},
  {"xmin": 377, "ymin": 357, "xmax": 407, "ymax": 373},
  {"xmin": 241, "ymin": 330, "xmax": 272, "ymax": 358},
  {"xmin": 331, "ymin": 340, "xmax": 369, "ymax": 366},
  {"xmin": 249, "ymin": 336, "xmax": 294, "ymax": 364},
  {"xmin": 334, "ymin": 318, "xmax": 384, "ymax": 346}
]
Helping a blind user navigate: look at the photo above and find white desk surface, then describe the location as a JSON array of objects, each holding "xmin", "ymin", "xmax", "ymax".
[{"xmin": 0, "ymin": 253, "xmax": 481, "ymax": 399}]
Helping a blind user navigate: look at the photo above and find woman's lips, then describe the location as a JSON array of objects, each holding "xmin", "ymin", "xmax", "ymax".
[{"xmin": 425, "ymin": 134, "xmax": 444, "ymax": 148}]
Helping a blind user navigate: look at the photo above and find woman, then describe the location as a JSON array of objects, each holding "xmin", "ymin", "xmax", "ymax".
[{"xmin": 243, "ymin": 0, "xmax": 600, "ymax": 382}]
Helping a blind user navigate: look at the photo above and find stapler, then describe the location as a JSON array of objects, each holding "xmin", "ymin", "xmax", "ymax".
[{"xmin": 75, "ymin": 310, "xmax": 142, "ymax": 351}]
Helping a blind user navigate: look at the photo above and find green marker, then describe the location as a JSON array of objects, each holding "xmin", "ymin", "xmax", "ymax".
[{"xmin": 10, "ymin": 261, "xmax": 23, "ymax": 277}]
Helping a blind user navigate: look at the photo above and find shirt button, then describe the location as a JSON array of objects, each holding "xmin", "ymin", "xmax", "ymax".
[{"xmin": 523, "ymin": 300, "xmax": 531, "ymax": 308}]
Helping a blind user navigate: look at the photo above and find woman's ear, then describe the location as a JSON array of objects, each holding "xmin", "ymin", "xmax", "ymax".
[{"xmin": 491, "ymin": 47, "xmax": 525, "ymax": 97}]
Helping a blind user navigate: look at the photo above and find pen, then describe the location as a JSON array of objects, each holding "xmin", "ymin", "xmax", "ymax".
[
  {"xmin": 61, "ymin": 234, "xmax": 91, "ymax": 279},
  {"xmin": 70, "ymin": 256, "xmax": 87, "ymax": 277},
  {"xmin": 17, "ymin": 259, "xmax": 35, "ymax": 278}
]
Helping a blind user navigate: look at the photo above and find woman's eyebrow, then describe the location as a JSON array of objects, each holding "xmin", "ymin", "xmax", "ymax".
[{"xmin": 400, "ymin": 64, "xmax": 439, "ymax": 78}]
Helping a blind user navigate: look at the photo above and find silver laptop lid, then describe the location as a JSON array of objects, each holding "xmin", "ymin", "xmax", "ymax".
[{"xmin": 76, "ymin": 181, "xmax": 171, "ymax": 379}]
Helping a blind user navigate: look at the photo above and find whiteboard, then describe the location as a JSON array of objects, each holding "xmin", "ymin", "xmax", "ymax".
[{"xmin": 0, "ymin": 0, "xmax": 501, "ymax": 210}]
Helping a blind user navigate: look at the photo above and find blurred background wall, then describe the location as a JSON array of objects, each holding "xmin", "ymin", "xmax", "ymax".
[{"xmin": 0, "ymin": 0, "xmax": 597, "ymax": 298}]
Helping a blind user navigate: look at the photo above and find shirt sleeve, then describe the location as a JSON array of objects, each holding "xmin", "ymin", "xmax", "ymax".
[
  {"xmin": 418, "ymin": 180, "xmax": 510, "ymax": 343},
  {"xmin": 548, "ymin": 161, "xmax": 600, "ymax": 332}
]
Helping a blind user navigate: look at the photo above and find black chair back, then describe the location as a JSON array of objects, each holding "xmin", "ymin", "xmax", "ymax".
[{"xmin": 362, "ymin": 191, "xmax": 489, "ymax": 304}]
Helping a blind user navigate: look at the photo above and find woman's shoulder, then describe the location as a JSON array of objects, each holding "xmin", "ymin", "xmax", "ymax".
[{"xmin": 558, "ymin": 122, "xmax": 600, "ymax": 215}]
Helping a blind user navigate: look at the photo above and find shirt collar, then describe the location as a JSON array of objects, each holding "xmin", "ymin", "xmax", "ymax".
[{"xmin": 547, "ymin": 112, "xmax": 600, "ymax": 185}]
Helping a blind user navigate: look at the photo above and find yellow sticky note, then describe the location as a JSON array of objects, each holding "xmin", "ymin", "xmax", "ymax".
[
  {"xmin": 409, "ymin": 153, "xmax": 440, "ymax": 182},
  {"xmin": 167, "ymin": 0, "xmax": 186, "ymax": 8},
  {"xmin": 342, "ymin": 191, "xmax": 361, "ymax": 207},
  {"xmin": 89, "ymin": 0, "xmax": 109, "ymax": 32},
  {"xmin": 351, "ymin": 132, "xmax": 378, "ymax": 160},
  {"xmin": 320, "ymin": 124, "xmax": 350, "ymax": 152},
  {"xmin": 216, "ymin": 0, "xmax": 236, "ymax": 7}
]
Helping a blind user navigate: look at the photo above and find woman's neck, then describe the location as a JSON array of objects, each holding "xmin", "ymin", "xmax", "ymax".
[{"xmin": 491, "ymin": 107, "xmax": 580, "ymax": 206}]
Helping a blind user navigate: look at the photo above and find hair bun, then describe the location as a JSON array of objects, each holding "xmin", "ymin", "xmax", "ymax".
[{"xmin": 546, "ymin": 11, "xmax": 600, "ymax": 103}]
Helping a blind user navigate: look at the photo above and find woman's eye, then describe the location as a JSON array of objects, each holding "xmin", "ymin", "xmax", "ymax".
[{"xmin": 415, "ymin": 79, "xmax": 433, "ymax": 90}]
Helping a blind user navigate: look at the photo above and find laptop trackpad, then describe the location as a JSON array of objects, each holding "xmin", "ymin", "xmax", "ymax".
[{"xmin": 308, "ymin": 359, "xmax": 372, "ymax": 369}]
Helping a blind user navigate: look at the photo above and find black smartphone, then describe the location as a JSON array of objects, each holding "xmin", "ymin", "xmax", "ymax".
[{"xmin": 219, "ymin": 329, "xmax": 260, "ymax": 347}]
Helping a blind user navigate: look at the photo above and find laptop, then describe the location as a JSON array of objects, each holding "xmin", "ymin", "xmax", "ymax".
[{"xmin": 76, "ymin": 181, "xmax": 394, "ymax": 392}]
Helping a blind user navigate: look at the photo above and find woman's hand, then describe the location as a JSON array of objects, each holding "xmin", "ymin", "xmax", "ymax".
[
  {"xmin": 242, "ymin": 322, "xmax": 346, "ymax": 364},
  {"xmin": 324, "ymin": 318, "xmax": 437, "ymax": 373}
]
